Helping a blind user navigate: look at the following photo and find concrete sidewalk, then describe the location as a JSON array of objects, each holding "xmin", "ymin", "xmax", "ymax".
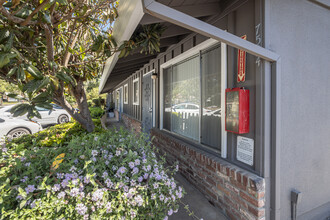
[
  {"xmin": 171, "ymin": 174, "xmax": 228, "ymax": 220},
  {"xmin": 102, "ymin": 115, "xmax": 229, "ymax": 220}
]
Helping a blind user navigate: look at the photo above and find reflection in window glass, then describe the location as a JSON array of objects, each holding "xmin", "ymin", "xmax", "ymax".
[
  {"xmin": 162, "ymin": 45, "xmax": 222, "ymax": 151},
  {"xmin": 133, "ymin": 80, "xmax": 139, "ymax": 105},
  {"xmin": 171, "ymin": 56, "xmax": 200, "ymax": 141},
  {"xmin": 201, "ymin": 46, "xmax": 221, "ymax": 149},
  {"xmin": 163, "ymin": 67, "xmax": 172, "ymax": 131}
]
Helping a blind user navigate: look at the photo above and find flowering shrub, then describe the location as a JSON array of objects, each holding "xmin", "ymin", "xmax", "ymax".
[
  {"xmin": 0, "ymin": 128, "xmax": 184, "ymax": 219},
  {"xmin": 5, "ymin": 119, "xmax": 104, "ymax": 148}
]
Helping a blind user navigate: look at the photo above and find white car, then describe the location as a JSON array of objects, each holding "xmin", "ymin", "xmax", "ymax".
[
  {"xmin": 0, "ymin": 116, "xmax": 42, "ymax": 142},
  {"xmin": 0, "ymin": 104, "xmax": 71, "ymax": 127}
]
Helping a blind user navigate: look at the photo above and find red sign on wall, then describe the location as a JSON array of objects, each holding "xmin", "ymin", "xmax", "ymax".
[{"xmin": 237, "ymin": 35, "xmax": 247, "ymax": 82}]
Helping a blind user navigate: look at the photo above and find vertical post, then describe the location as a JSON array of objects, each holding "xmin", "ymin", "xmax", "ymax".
[{"xmin": 221, "ymin": 42, "xmax": 228, "ymax": 158}]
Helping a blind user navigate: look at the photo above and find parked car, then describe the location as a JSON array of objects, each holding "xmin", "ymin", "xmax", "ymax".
[
  {"xmin": 0, "ymin": 116, "xmax": 42, "ymax": 142},
  {"xmin": 0, "ymin": 104, "xmax": 71, "ymax": 127}
]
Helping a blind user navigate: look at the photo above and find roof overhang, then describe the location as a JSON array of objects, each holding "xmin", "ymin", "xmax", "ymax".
[
  {"xmin": 99, "ymin": 0, "xmax": 279, "ymax": 94},
  {"xmin": 99, "ymin": 0, "xmax": 144, "ymax": 94}
]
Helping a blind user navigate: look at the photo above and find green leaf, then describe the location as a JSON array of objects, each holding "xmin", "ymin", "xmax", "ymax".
[
  {"xmin": 20, "ymin": 200, "xmax": 27, "ymax": 209},
  {"xmin": 26, "ymin": 65, "xmax": 43, "ymax": 80},
  {"xmin": 56, "ymin": 0, "xmax": 68, "ymax": 5},
  {"xmin": 4, "ymin": 33, "xmax": 13, "ymax": 52},
  {"xmin": 7, "ymin": 67, "xmax": 17, "ymax": 77},
  {"xmin": 0, "ymin": 54, "xmax": 10, "ymax": 68}
]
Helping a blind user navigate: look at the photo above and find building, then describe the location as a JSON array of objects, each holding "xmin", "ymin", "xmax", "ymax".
[{"xmin": 99, "ymin": 0, "xmax": 330, "ymax": 219}]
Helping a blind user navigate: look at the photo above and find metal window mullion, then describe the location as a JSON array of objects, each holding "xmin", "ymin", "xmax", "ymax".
[
  {"xmin": 199, "ymin": 50, "xmax": 202, "ymax": 144},
  {"xmin": 170, "ymin": 65, "xmax": 173, "ymax": 132}
]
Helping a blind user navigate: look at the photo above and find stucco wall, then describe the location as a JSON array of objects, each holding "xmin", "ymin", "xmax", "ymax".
[{"xmin": 268, "ymin": 0, "xmax": 330, "ymax": 219}]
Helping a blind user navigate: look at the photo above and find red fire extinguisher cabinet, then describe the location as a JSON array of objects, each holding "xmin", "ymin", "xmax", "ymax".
[{"xmin": 225, "ymin": 88, "xmax": 249, "ymax": 134}]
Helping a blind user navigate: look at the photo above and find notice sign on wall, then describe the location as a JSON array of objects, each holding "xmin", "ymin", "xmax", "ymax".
[{"xmin": 237, "ymin": 136, "xmax": 254, "ymax": 166}]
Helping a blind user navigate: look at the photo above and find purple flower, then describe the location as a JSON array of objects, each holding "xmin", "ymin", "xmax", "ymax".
[
  {"xmin": 92, "ymin": 157, "xmax": 97, "ymax": 162},
  {"xmin": 105, "ymin": 161, "xmax": 109, "ymax": 165},
  {"xmin": 143, "ymin": 173, "xmax": 149, "ymax": 179},
  {"xmin": 1, "ymin": 147, "xmax": 8, "ymax": 153},
  {"xmin": 151, "ymin": 193, "xmax": 156, "ymax": 200},
  {"xmin": 91, "ymin": 150, "xmax": 98, "ymax": 157},
  {"xmin": 142, "ymin": 159, "xmax": 147, "ymax": 164},
  {"xmin": 159, "ymin": 194, "xmax": 164, "ymax": 201},
  {"xmin": 61, "ymin": 179, "xmax": 69, "ymax": 188},
  {"xmin": 105, "ymin": 178, "xmax": 113, "ymax": 188},
  {"xmin": 70, "ymin": 188, "xmax": 80, "ymax": 197},
  {"xmin": 70, "ymin": 166, "xmax": 77, "ymax": 172},
  {"xmin": 123, "ymin": 186, "xmax": 129, "ymax": 192},
  {"xmin": 153, "ymin": 183, "xmax": 159, "ymax": 189},
  {"xmin": 102, "ymin": 171, "xmax": 108, "ymax": 179},
  {"xmin": 92, "ymin": 189, "xmax": 104, "ymax": 201},
  {"xmin": 52, "ymin": 184, "xmax": 61, "ymax": 192},
  {"xmin": 20, "ymin": 156, "xmax": 26, "ymax": 162},
  {"xmin": 168, "ymin": 209, "xmax": 173, "ymax": 216},
  {"xmin": 132, "ymin": 167, "xmax": 139, "ymax": 175},
  {"xmin": 129, "ymin": 162, "xmax": 135, "ymax": 169},
  {"xmin": 117, "ymin": 166, "xmax": 127, "ymax": 175},
  {"xmin": 135, "ymin": 195, "xmax": 144, "ymax": 206},
  {"xmin": 164, "ymin": 216, "xmax": 168, "ymax": 220},
  {"xmin": 84, "ymin": 176, "xmax": 90, "ymax": 184},
  {"xmin": 24, "ymin": 162, "xmax": 31, "ymax": 167},
  {"xmin": 16, "ymin": 195, "xmax": 23, "ymax": 200},
  {"xmin": 134, "ymin": 159, "xmax": 140, "ymax": 166},
  {"xmin": 20, "ymin": 176, "xmax": 28, "ymax": 183},
  {"xmin": 76, "ymin": 203, "xmax": 88, "ymax": 215},
  {"xmin": 138, "ymin": 176, "xmax": 143, "ymax": 183},
  {"xmin": 105, "ymin": 202, "xmax": 112, "ymax": 213},
  {"xmin": 74, "ymin": 159, "xmax": 78, "ymax": 164},
  {"xmin": 131, "ymin": 211, "xmax": 137, "ymax": 218},
  {"xmin": 25, "ymin": 185, "xmax": 36, "ymax": 194},
  {"xmin": 57, "ymin": 173, "xmax": 64, "ymax": 179}
]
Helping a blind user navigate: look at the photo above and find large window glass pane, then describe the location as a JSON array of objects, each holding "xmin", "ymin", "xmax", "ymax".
[
  {"xmin": 171, "ymin": 55, "xmax": 200, "ymax": 141},
  {"xmin": 201, "ymin": 46, "xmax": 222, "ymax": 149},
  {"xmin": 163, "ymin": 67, "xmax": 172, "ymax": 131}
]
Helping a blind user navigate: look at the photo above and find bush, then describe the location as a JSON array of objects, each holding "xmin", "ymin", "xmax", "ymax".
[
  {"xmin": 0, "ymin": 128, "xmax": 184, "ymax": 219},
  {"xmin": 87, "ymin": 100, "xmax": 93, "ymax": 107},
  {"xmin": 89, "ymin": 107, "xmax": 105, "ymax": 119},
  {"xmin": 5, "ymin": 119, "xmax": 104, "ymax": 148},
  {"xmin": 92, "ymin": 98, "xmax": 101, "ymax": 107}
]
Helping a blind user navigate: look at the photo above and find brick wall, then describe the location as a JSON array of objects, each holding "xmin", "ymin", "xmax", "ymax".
[
  {"xmin": 122, "ymin": 114, "xmax": 142, "ymax": 134},
  {"xmin": 151, "ymin": 129, "xmax": 266, "ymax": 220}
]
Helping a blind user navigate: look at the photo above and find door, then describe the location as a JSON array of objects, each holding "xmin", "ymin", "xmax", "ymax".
[{"xmin": 142, "ymin": 72, "xmax": 153, "ymax": 132}]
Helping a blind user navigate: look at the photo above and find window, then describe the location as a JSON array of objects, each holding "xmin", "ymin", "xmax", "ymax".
[
  {"xmin": 162, "ymin": 45, "xmax": 223, "ymax": 151},
  {"xmin": 133, "ymin": 78, "xmax": 139, "ymax": 105},
  {"xmin": 124, "ymin": 84, "xmax": 128, "ymax": 104}
]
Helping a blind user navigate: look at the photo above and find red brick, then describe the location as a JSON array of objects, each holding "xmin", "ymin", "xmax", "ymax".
[
  {"xmin": 206, "ymin": 164, "xmax": 216, "ymax": 173},
  {"xmin": 217, "ymin": 183, "xmax": 231, "ymax": 196},
  {"xmin": 240, "ymin": 191, "xmax": 264, "ymax": 208},
  {"xmin": 243, "ymin": 175, "xmax": 248, "ymax": 187},
  {"xmin": 225, "ymin": 182, "xmax": 240, "ymax": 195},
  {"xmin": 224, "ymin": 195, "xmax": 239, "ymax": 210},
  {"xmin": 206, "ymin": 176, "xmax": 216, "ymax": 186},
  {"xmin": 237, "ymin": 172, "xmax": 242, "ymax": 183},
  {"xmin": 248, "ymin": 205, "xmax": 265, "ymax": 218},
  {"xmin": 247, "ymin": 187, "xmax": 265, "ymax": 199}
]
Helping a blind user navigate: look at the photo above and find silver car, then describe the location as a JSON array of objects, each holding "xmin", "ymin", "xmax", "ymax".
[{"xmin": 0, "ymin": 104, "xmax": 71, "ymax": 127}]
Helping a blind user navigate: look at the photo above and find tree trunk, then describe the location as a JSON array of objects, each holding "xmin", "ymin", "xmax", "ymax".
[{"xmin": 53, "ymin": 81, "xmax": 95, "ymax": 132}]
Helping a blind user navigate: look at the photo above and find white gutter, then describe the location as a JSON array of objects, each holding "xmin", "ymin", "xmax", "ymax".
[{"xmin": 99, "ymin": 0, "xmax": 145, "ymax": 94}]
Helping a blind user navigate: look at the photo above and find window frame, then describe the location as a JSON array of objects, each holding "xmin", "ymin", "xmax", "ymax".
[
  {"xmin": 124, "ymin": 84, "xmax": 128, "ymax": 104},
  {"xmin": 160, "ymin": 39, "xmax": 228, "ymax": 158},
  {"xmin": 133, "ymin": 78, "xmax": 139, "ymax": 106}
]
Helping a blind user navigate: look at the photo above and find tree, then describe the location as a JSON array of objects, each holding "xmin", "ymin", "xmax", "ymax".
[{"xmin": 0, "ymin": 0, "xmax": 164, "ymax": 132}]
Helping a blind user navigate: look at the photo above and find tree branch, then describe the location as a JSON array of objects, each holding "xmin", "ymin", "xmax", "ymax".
[
  {"xmin": 0, "ymin": 6, "xmax": 37, "ymax": 25},
  {"xmin": 21, "ymin": 0, "xmax": 51, "ymax": 26}
]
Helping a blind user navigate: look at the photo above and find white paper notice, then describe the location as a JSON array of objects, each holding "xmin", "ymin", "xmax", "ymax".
[{"xmin": 237, "ymin": 136, "xmax": 254, "ymax": 166}]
